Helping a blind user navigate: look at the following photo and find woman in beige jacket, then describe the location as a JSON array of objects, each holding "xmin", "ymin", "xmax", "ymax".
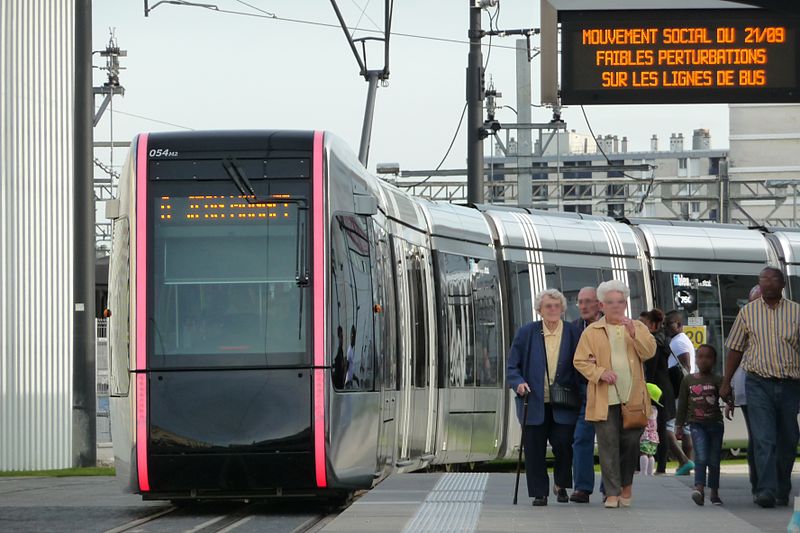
[{"xmin": 573, "ymin": 280, "xmax": 656, "ymax": 508}]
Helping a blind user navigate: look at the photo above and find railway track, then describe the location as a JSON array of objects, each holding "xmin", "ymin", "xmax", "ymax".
[{"xmin": 103, "ymin": 501, "xmax": 336, "ymax": 533}]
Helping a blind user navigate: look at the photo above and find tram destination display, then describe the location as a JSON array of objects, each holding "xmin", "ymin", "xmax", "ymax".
[{"xmin": 559, "ymin": 10, "xmax": 800, "ymax": 104}]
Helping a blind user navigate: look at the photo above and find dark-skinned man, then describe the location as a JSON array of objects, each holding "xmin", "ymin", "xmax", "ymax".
[{"xmin": 720, "ymin": 267, "xmax": 800, "ymax": 508}]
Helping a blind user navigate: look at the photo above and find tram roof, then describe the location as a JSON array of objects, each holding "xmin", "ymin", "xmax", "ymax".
[
  {"xmin": 634, "ymin": 220, "xmax": 770, "ymax": 268},
  {"xmin": 418, "ymin": 200, "xmax": 494, "ymax": 247},
  {"xmin": 481, "ymin": 206, "xmax": 641, "ymax": 258}
]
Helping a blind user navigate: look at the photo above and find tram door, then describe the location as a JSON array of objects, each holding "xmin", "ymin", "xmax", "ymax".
[
  {"xmin": 406, "ymin": 245, "xmax": 435, "ymax": 461},
  {"xmin": 394, "ymin": 238, "xmax": 435, "ymax": 465},
  {"xmin": 373, "ymin": 226, "xmax": 397, "ymax": 474}
]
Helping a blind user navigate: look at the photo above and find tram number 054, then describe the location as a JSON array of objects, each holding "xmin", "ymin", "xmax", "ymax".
[
  {"xmin": 684, "ymin": 326, "xmax": 707, "ymax": 348},
  {"xmin": 149, "ymin": 148, "xmax": 179, "ymax": 157}
]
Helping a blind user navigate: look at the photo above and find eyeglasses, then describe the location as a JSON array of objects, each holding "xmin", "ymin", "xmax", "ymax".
[
  {"xmin": 541, "ymin": 303, "xmax": 563, "ymax": 309},
  {"xmin": 603, "ymin": 299, "xmax": 627, "ymax": 305}
]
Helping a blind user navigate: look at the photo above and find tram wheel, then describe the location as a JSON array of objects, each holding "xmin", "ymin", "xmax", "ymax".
[
  {"xmin": 169, "ymin": 499, "xmax": 196, "ymax": 508},
  {"xmin": 327, "ymin": 491, "xmax": 354, "ymax": 510}
]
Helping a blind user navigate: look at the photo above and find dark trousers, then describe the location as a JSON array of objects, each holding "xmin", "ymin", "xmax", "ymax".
[
  {"xmin": 654, "ymin": 404, "xmax": 669, "ymax": 473},
  {"xmin": 523, "ymin": 404, "xmax": 575, "ymax": 498},
  {"xmin": 594, "ymin": 404, "xmax": 644, "ymax": 497},
  {"xmin": 741, "ymin": 405, "xmax": 758, "ymax": 495},
  {"xmin": 745, "ymin": 373, "xmax": 800, "ymax": 500},
  {"xmin": 572, "ymin": 391, "xmax": 596, "ymax": 493},
  {"xmin": 690, "ymin": 422, "xmax": 724, "ymax": 489}
]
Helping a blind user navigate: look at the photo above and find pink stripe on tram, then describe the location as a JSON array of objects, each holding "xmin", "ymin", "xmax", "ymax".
[
  {"xmin": 135, "ymin": 134, "xmax": 150, "ymax": 492},
  {"xmin": 312, "ymin": 131, "xmax": 327, "ymax": 488}
]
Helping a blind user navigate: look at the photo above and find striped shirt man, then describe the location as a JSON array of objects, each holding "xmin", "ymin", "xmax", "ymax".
[{"xmin": 726, "ymin": 297, "xmax": 800, "ymax": 380}]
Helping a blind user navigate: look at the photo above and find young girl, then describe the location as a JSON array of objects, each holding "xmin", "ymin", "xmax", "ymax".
[
  {"xmin": 639, "ymin": 383, "xmax": 662, "ymax": 476},
  {"xmin": 676, "ymin": 344, "xmax": 724, "ymax": 506}
]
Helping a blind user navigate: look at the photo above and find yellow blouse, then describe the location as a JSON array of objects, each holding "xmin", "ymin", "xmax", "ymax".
[
  {"xmin": 607, "ymin": 325, "xmax": 632, "ymax": 405},
  {"xmin": 543, "ymin": 320, "xmax": 563, "ymax": 403}
]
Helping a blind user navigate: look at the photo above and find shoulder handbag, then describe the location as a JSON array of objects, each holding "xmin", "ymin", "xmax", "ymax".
[
  {"xmin": 667, "ymin": 346, "xmax": 689, "ymax": 397},
  {"xmin": 543, "ymin": 326, "xmax": 581, "ymax": 410},
  {"xmin": 611, "ymin": 354, "xmax": 648, "ymax": 430}
]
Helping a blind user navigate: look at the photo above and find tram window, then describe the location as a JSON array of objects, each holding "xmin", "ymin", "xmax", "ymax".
[
  {"xmin": 655, "ymin": 271, "xmax": 724, "ymax": 372},
  {"xmin": 544, "ymin": 263, "xmax": 560, "ymax": 293},
  {"xmin": 330, "ymin": 215, "xmax": 375, "ymax": 391},
  {"xmin": 627, "ymin": 271, "xmax": 647, "ymax": 317},
  {"xmin": 507, "ymin": 261, "xmax": 560, "ymax": 328},
  {"xmin": 474, "ymin": 259, "xmax": 501, "ymax": 387},
  {"xmin": 109, "ymin": 217, "xmax": 130, "ymax": 396},
  {"xmin": 791, "ymin": 277, "xmax": 800, "ymax": 302},
  {"xmin": 559, "ymin": 267, "xmax": 601, "ymax": 322},
  {"xmin": 441, "ymin": 253, "xmax": 474, "ymax": 388},
  {"xmin": 377, "ymin": 236, "xmax": 398, "ymax": 391},
  {"xmin": 408, "ymin": 251, "xmax": 429, "ymax": 388},
  {"xmin": 150, "ymin": 196, "xmax": 309, "ymax": 369},
  {"xmin": 507, "ymin": 262, "xmax": 533, "ymax": 331},
  {"xmin": 719, "ymin": 273, "xmax": 759, "ymax": 354}
]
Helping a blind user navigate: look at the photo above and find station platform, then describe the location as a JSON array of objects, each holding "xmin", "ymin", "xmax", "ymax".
[{"xmin": 320, "ymin": 470, "xmax": 799, "ymax": 533}]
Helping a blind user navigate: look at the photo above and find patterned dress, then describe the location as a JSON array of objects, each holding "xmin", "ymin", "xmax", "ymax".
[{"xmin": 640, "ymin": 405, "xmax": 659, "ymax": 455}]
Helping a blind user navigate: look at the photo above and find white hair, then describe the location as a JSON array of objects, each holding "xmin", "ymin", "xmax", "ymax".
[
  {"xmin": 534, "ymin": 289, "xmax": 567, "ymax": 313},
  {"xmin": 597, "ymin": 280, "xmax": 630, "ymax": 302}
]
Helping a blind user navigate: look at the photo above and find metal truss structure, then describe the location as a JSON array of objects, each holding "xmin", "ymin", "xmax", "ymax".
[{"xmin": 391, "ymin": 174, "xmax": 799, "ymax": 228}]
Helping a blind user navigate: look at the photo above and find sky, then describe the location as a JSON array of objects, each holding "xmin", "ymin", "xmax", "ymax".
[{"xmin": 92, "ymin": 1, "xmax": 730, "ymax": 174}]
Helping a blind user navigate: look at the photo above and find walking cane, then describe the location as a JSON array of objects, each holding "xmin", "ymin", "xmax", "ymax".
[{"xmin": 513, "ymin": 392, "xmax": 529, "ymax": 505}]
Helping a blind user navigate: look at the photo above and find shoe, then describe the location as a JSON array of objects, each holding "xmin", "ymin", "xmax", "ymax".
[
  {"xmin": 675, "ymin": 461, "xmax": 695, "ymax": 476},
  {"xmin": 604, "ymin": 496, "xmax": 620, "ymax": 508},
  {"xmin": 569, "ymin": 490, "xmax": 590, "ymax": 503},
  {"xmin": 692, "ymin": 489, "xmax": 704, "ymax": 506},
  {"xmin": 532, "ymin": 497, "xmax": 548, "ymax": 506},
  {"xmin": 710, "ymin": 495, "xmax": 723, "ymax": 506},
  {"xmin": 777, "ymin": 497, "xmax": 789, "ymax": 507},
  {"xmin": 620, "ymin": 497, "xmax": 632, "ymax": 507},
  {"xmin": 754, "ymin": 493, "xmax": 776, "ymax": 508},
  {"xmin": 554, "ymin": 487, "xmax": 569, "ymax": 503}
]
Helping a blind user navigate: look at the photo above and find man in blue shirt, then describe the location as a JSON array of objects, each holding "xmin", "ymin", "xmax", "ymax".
[{"xmin": 570, "ymin": 286, "xmax": 601, "ymax": 503}]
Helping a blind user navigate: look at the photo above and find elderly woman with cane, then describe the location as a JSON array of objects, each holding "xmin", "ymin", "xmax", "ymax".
[
  {"xmin": 508, "ymin": 289, "xmax": 582, "ymax": 506},
  {"xmin": 574, "ymin": 280, "xmax": 656, "ymax": 508}
]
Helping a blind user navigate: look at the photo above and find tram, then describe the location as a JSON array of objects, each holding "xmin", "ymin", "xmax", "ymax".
[{"xmin": 105, "ymin": 129, "xmax": 799, "ymax": 501}]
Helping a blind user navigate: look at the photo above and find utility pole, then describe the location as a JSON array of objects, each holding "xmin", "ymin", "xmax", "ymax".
[
  {"xmin": 467, "ymin": 1, "xmax": 485, "ymax": 205},
  {"xmin": 74, "ymin": 0, "xmax": 96, "ymax": 467},
  {"xmin": 515, "ymin": 39, "xmax": 533, "ymax": 206},
  {"xmin": 329, "ymin": 0, "xmax": 391, "ymax": 168}
]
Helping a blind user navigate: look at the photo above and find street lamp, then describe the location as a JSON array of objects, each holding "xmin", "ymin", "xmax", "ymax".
[{"xmin": 765, "ymin": 179, "xmax": 799, "ymax": 227}]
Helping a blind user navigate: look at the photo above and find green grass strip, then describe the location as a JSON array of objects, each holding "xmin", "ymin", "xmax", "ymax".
[{"xmin": 0, "ymin": 467, "xmax": 115, "ymax": 477}]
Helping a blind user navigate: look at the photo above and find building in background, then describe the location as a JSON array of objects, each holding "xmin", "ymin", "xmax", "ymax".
[
  {"xmin": 728, "ymin": 104, "xmax": 800, "ymax": 227},
  {"xmin": 397, "ymin": 128, "xmax": 728, "ymax": 223},
  {"xmin": 1, "ymin": 0, "xmax": 75, "ymax": 470}
]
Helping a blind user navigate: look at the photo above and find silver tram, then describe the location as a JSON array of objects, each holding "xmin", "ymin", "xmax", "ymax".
[{"xmin": 105, "ymin": 129, "xmax": 795, "ymax": 501}]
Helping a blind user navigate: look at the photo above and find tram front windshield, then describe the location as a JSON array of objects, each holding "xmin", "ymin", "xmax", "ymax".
[{"xmin": 149, "ymin": 180, "xmax": 309, "ymax": 368}]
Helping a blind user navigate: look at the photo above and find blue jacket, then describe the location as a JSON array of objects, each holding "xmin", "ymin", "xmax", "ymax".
[
  {"xmin": 572, "ymin": 317, "xmax": 591, "ymax": 389},
  {"xmin": 507, "ymin": 320, "xmax": 581, "ymax": 426},
  {"xmin": 572, "ymin": 317, "xmax": 590, "ymax": 333}
]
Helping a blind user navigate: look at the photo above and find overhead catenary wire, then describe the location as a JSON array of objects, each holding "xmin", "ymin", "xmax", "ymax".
[
  {"xmin": 580, "ymin": 105, "xmax": 657, "ymax": 214},
  {"xmin": 156, "ymin": 1, "xmax": 520, "ymax": 50},
  {"xmin": 484, "ymin": 3, "xmax": 498, "ymax": 70},
  {"xmin": 405, "ymin": 103, "xmax": 468, "ymax": 189},
  {"xmin": 109, "ymin": 109, "xmax": 194, "ymax": 130},
  {"xmin": 232, "ymin": 0, "xmax": 274, "ymax": 17},
  {"xmin": 580, "ymin": 105, "xmax": 650, "ymax": 183},
  {"xmin": 350, "ymin": 0, "xmax": 381, "ymax": 36}
]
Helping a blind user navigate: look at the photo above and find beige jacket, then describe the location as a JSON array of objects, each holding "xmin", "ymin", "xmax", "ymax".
[{"xmin": 573, "ymin": 318, "xmax": 656, "ymax": 422}]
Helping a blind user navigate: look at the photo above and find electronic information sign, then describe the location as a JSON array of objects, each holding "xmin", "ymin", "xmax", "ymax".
[{"xmin": 560, "ymin": 10, "xmax": 800, "ymax": 104}]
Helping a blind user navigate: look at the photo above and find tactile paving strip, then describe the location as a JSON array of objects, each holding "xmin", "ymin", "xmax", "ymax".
[{"xmin": 402, "ymin": 473, "xmax": 489, "ymax": 533}]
